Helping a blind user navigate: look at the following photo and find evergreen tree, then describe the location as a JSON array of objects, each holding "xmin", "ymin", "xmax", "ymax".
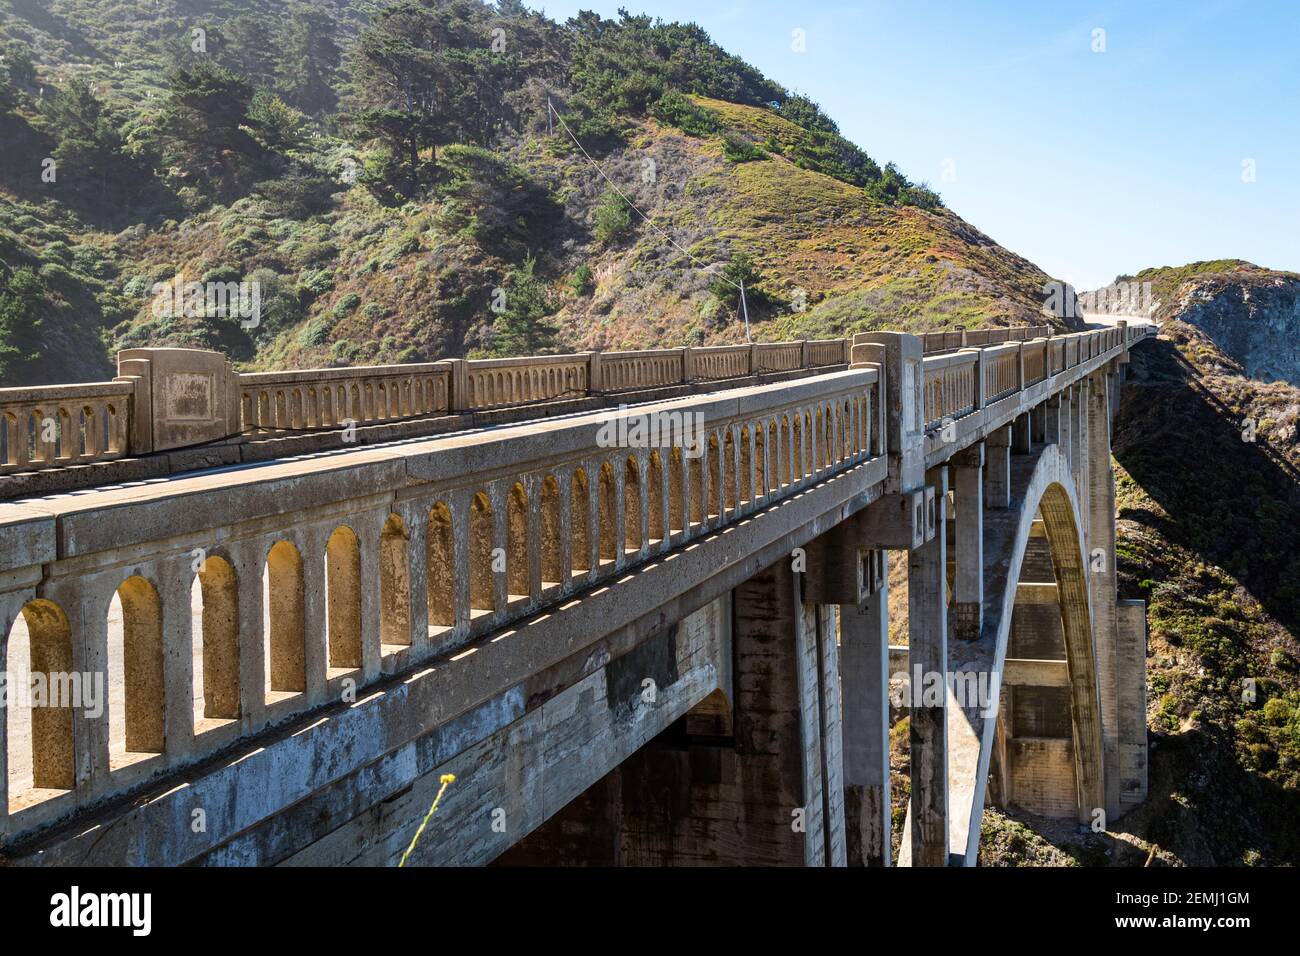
[
  {"xmin": 215, "ymin": 14, "xmax": 276, "ymax": 88},
  {"xmin": 156, "ymin": 62, "xmax": 265, "ymax": 199},
  {"xmin": 491, "ymin": 255, "xmax": 557, "ymax": 356},
  {"xmin": 276, "ymin": 7, "xmax": 341, "ymax": 116},
  {"xmin": 0, "ymin": 266, "xmax": 45, "ymax": 381},
  {"xmin": 0, "ymin": 62, "xmax": 14, "ymax": 112},
  {"xmin": 2, "ymin": 41, "xmax": 36, "ymax": 87},
  {"xmin": 43, "ymin": 79, "xmax": 124, "ymax": 192}
]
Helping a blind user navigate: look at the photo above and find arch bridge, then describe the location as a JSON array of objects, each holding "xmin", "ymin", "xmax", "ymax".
[{"xmin": 0, "ymin": 322, "xmax": 1153, "ymax": 866}]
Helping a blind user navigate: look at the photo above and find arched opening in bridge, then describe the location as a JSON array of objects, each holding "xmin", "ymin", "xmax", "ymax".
[
  {"xmin": 108, "ymin": 575, "xmax": 165, "ymax": 768},
  {"xmin": 842, "ymin": 400, "xmax": 854, "ymax": 460},
  {"xmin": 571, "ymin": 470, "xmax": 591, "ymax": 576},
  {"xmin": 325, "ymin": 526, "xmax": 362, "ymax": 674},
  {"xmin": 623, "ymin": 456, "xmax": 642, "ymax": 556},
  {"xmin": 783, "ymin": 415, "xmax": 795, "ymax": 486},
  {"xmin": 507, "ymin": 483, "xmax": 530, "ymax": 602},
  {"xmin": 668, "ymin": 447, "xmax": 685, "ymax": 537},
  {"xmin": 380, "ymin": 514, "xmax": 411, "ymax": 653},
  {"xmin": 540, "ymin": 476, "xmax": 564, "ymax": 589},
  {"xmin": 598, "ymin": 463, "xmax": 617, "ymax": 566},
  {"xmin": 264, "ymin": 539, "xmax": 306, "ymax": 700},
  {"xmin": 469, "ymin": 492, "xmax": 497, "ymax": 617},
  {"xmin": 803, "ymin": 411, "xmax": 814, "ymax": 475},
  {"xmin": 191, "ymin": 555, "xmax": 240, "ymax": 729},
  {"xmin": 984, "ymin": 471, "xmax": 1105, "ymax": 830},
  {"xmin": 849, "ymin": 398, "xmax": 859, "ymax": 455},
  {"xmin": 819, "ymin": 406, "xmax": 831, "ymax": 469},
  {"xmin": 427, "ymin": 502, "xmax": 455, "ymax": 632},
  {"xmin": 740, "ymin": 426, "xmax": 754, "ymax": 506},
  {"xmin": 768, "ymin": 419, "xmax": 780, "ymax": 491},
  {"xmin": 647, "ymin": 451, "xmax": 665, "ymax": 546},
  {"xmin": 688, "ymin": 447, "xmax": 705, "ymax": 529},
  {"xmin": 5, "ymin": 600, "xmax": 75, "ymax": 812},
  {"xmin": 707, "ymin": 435, "xmax": 721, "ymax": 522},
  {"xmin": 723, "ymin": 430, "xmax": 737, "ymax": 513}
]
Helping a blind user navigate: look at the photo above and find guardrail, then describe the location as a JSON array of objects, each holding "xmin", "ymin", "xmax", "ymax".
[
  {"xmin": 920, "ymin": 322, "xmax": 1153, "ymax": 432},
  {"xmin": 0, "ymin": 365, "xmax": 882, "ymax": 836},
  {"xmin": 240, "ymin": 363, "xmax": 451, "ymax": 434},
  {"xmin": 0, "ymin": 322, "xmax": 1138, "ymax": 478},
  {"xmin": 0, "ymin": 381, "xmax": 134, "ymax": 475}
]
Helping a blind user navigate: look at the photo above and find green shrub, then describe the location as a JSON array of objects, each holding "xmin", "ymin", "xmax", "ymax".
[
  {"xmin": 593, "ymin": 190, "xmax": 633, "ymax": 247},
  {"xmin": 651, "ymin": 91, "xmax": 719, "ymax": 136},
  {"xmin": 1262, "ymin": 698, "xmax": 1294, "ymax": 725},
  {"xmin": 721, "ymin": 130, "xmax": 764, "ymax": 163},
  {"xmin": 333, "ymin": 292, "xmax": 361, "ymax": 318},
  {"xmin": 330, "ymin": 339, "xmax": 357, "ymax": 365},
  {"xmin": 298, "ymin": 316, "xmax": 333, "ymax": 347},
  {"xmin": 570, "ymin": 263, "xmax": 595, "ymax": 297}
]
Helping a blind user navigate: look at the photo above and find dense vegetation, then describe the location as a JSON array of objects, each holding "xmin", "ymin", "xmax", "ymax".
[{"xmin": 0, "ymin": 0, "xmax": 1007, "ymax": 388}]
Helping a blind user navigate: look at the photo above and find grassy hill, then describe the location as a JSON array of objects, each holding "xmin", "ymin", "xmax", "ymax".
[
  {"xmin": 0, "ymin": 0, "xmax": 1064, "ymax": 387},
  {"xmin": 5, "ymin": 1, "xmax": 1298, "ymax": 870}
]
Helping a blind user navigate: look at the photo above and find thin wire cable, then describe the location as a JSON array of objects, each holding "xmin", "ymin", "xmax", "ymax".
[{"xmin": 547, "ymin": 98, "xmax": 743, "ymax": 293}]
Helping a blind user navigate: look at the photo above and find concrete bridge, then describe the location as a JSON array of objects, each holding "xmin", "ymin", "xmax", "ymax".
[{"xmin": 0, "ymin": 321, "xmax": 1154, "ymax": 866}]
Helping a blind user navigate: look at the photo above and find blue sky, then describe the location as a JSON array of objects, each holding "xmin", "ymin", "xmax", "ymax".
[{"xmin": 528, "ymin": 0, "xmax": 1299, "ymax": 289}]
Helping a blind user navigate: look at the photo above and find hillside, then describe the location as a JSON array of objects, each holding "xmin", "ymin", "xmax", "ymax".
[
  {"xmin": 6, "ymin": 1, "xmax": 1298, "ymax": 871},
  {"xmin": 979, "ymin": 267, "xmax": 1300, "ymax": 866},
  {"xmin": 0, "ymin": 0, "xmax": 1063, "ymax": 388}
]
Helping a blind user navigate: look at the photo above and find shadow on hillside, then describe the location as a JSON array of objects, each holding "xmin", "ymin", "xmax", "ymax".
[
  {"xmin": 0, "ymin": 109, "xmax": 183, "ymax": 231},
  {"xmin": 1138, "ymin": 721, "xmax": 1300, "ymax": 865},
  {"xmin": 8, "ymin": 0, "xmax": 104, "ymax": 60},
  {"xmin": 1114, "ymin": 338, "xmax": 1300, "ymax": 636}
]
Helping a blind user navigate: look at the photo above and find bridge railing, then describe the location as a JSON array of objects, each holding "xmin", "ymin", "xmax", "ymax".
[
  {"xmin": 462, "ymin": 353, "xmax": 587, "ymax": 409},
  {"xmin": 0, "ymin": 381, "xmax": 135, "ymax": 474},
  {"xmin": 921, "ymin": 324, "xmax": 1143, "ymax": 433},
  {"xmin": 239, "ymin": 363, "xmax": 451, "ymax": 434},
  {"xmin": 0, "ymin": 322, "xmax": 1101, "ymax": 483},
  {"xmin": 921, "ymin": 350, "xmax": 979, "ymax": 430},
  {"xmin": 0, "ymin": 362, "xmax": 883, "ymax": 839}
]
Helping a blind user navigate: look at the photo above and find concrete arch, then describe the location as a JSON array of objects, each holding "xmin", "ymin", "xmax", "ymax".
[{"xmin": 944, "ymin": 441, "xmax": 1104, "ymax": 866}]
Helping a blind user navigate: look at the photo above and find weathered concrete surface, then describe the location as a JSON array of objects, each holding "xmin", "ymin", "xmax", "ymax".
[
  {"xmin": 0, "ymin": 327, "xmax": 1152, "ymax": 866},
  {"xmin": 944, "ymin": 442, "xmax": 1101, "ymax": 865}
]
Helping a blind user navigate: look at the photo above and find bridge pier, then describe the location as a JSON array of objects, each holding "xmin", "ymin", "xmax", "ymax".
[
  {"xmin": 908, "ymin": 465, "xmax": 949, "ymax": 866},
  {"xmin": 985, "ymin": 426, "xmax": 1012, "ymax": 509},
  {"xmin": 498, "ymin": 559, "xmax": 849, "ymax": 866},
  {"xmin": 840, "ymin": 573, "xmax": 892, "ymax": 866},
  {"xmin": 952, "ymin": 444, "xmax": 984, "ymax": 642},
  {"xmin": 1087, "ymin": 370, "xmax": 1122, "ymax": 822}
]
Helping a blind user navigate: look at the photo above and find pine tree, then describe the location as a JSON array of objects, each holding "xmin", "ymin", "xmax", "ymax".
[
  {"xmin": 491, "ymin": 256, "xmax": 558, "ymax": 357},
  {"xmin": 276, "ymin": 7, "xmax": 341, "ymax": 116},
  {"xmin": 0, "ymin": 267, "xmax": 45, "ymax": 382}
]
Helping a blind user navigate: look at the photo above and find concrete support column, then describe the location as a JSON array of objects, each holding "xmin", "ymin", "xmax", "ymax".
[
  {"xmin": 1045, "ymin": 394, "xmax": 1062, "ymax": 445},
  {"xmin": 1086, "ymin": 372, "xmax": 1120, "ymax": 821},
  {"xmin": 1117, "ymin": 599, "xmax": 1149, "ymax": 811},
  {"xmin": 1031, "ymin": 402, "xmax": 1046, "ymax": 444},
  {"xmin": 815, "ymin": 604, "xmax": 847, "ymax": 866},
  {"xmin": 302, "ymin": 526, "xmax": 329, "ymax": 706},
  {"xmin": 1068, "ymin": 383, "xmax": 1084, "ymax": 495},
  {"xmin": 840, "ymin": 558, "xmax": 892, "ymax": 866},
  {"xmin": 1074, "ymin": 379, "xmax": 1091, "ymax": 522},
  {"xmin": 952, "ymin": 444, "xmax": 984, "ymax": 641},
  {"xmin": 1012, "ymin": 412, "xmax": 1032, "ymax": 455},
  {"xmin": 908, "ymin": 466, "xmax": 949, "ymax": 866},
  {"xmin": 985, "ymin": 425, "xmax": 1011, "ymax": 509},
  {"xmin": 1061, "ymin": 387, "xmax": 1074, "ymax": 469},
  {"xmin": 726, "ymin": 560, "xmax": 826, "ymax": 864}
]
